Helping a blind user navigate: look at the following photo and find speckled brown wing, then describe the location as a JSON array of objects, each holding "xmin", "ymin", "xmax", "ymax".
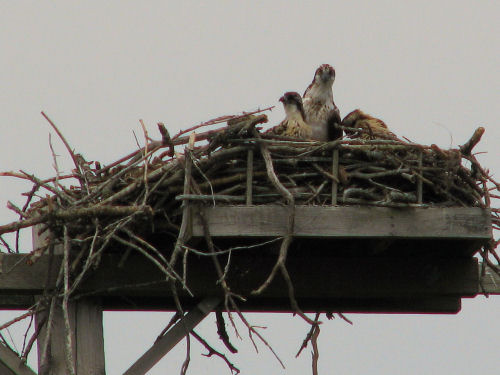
[
  {"xmin": 266, "ymin": 118, "xmax": 312, "ymax": 139},
  {"xmin": 284, "ymin": 118, "xmax": 312, "ymax": 139},
  {"xmin": 266, "ymin": 119, "xmax": 288, "ymax": 136},
  {"xmin": 358, "ymin": 118, "xmax": 398, "ymax": 140}
]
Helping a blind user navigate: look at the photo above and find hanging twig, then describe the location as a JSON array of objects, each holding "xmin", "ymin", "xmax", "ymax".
[{"xmin": 191, "ymin": 330, "xmax": 240, "ymax": 374}]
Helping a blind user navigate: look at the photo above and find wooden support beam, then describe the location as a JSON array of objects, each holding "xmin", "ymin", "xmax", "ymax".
[
  {"xmin": 0, "ymin": 253, "xmax": 479, "ymax": 313},
  {"xmin": 123, "ymin": 297, "xmax": 220, "ymax": 375},
  {"xmin": 479, "ymin": 265, "xmax": 500, "ymax": 294},
  {"xmin": 36, "ymin": 298, "xmax": 105, "ymax": 375},
  {"xmin": 0, "ymin": 342, "xmax": 37, "ymax": 375},
  {"xmin": 190, "ymin": 206, "xmax": 492, "ymax": 240}
]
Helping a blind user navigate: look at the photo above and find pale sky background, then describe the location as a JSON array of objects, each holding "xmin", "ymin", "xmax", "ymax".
[{"xmin": 1, "ymin": 1, "xmax": 499, "ymax": 374}]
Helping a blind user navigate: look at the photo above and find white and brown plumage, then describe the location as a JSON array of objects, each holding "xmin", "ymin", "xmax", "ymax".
[
  {"xmin": 302, "ymin": 64, "xmax": 342, "ymax": 141},
  {"xmin": 342, "ymin": 109, "xmax": 400, "ymax": 140},
  {"xmin": 267, "ymin": 92, "xmax": 312, "ymax": 139}
]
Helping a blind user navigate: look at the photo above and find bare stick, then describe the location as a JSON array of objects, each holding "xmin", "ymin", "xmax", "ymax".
[
  {"xmin": 460, "ymin": 127, "xmax": 485, "ymax": 155},
  {"xmin": 216, "ymin": 310, "xmax": 238, "ymax": 353},
  {"xmin": 172, "ymin": 106, "xmax": 274, "ymax": 140},
  {"xmin": 331, "ymin": 149, "xmax": 339, "ymax": 204},
  {"xmin": 296, "ymin": 313, "xmax": 321, "ymax": 358},
  {"xmin": 62, "ymin": 226, "xmax": 76, "ymax": 375},
  {"xmin": 246, "ymin": 149, "xmax": 254, "ymax": 205},
  {"xmin": 311, "ymin": 323, "xmax": 320, "ymax": 375},
  {"xmin": 191, "ymin": 330, "xmax": 240, "ymax": 374},
  {"xmin": 0, "ymin": 204, "xmax": 152, "ymax": 235},
  {"xmin": 169, "ymin": 146, "xmax": 193, "ymax": 270},
  {"xmin": 417, "ymin": 151, "xmax": 423, "ymax": 203},
  {"xmin": 41, "ymin": 111, "xmax": 88, "ymax": 191}
]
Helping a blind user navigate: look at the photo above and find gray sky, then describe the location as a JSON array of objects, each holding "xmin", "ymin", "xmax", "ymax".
[{"xmin": 1, "ymin": 1, "xmax": 499, "ymax": 374}]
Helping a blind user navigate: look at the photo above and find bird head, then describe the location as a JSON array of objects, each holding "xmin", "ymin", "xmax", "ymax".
[
  {"xmin": 341, "ymin": 109, "xmax": 364, "ymax": 128},
  {"xmin": 314, "ymin": 64, "xmax": 335, "ymax": 85},
  {"xmin": 280, "ymin": 92, "xmax": 306, "ymax": 119}
]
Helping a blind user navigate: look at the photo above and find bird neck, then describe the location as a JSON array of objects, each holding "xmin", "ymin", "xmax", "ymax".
[
  {"xmin": 285, "ymin": 104, "xmax": 306, "ymax": 121},
  {"xmin": 308, "ymin": 81, "xmax": 333, "ymax": 103}
]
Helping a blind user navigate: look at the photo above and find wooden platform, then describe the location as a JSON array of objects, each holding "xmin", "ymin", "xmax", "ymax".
[{"xmin": 0, "ymin": 206, "xmax": 494, "ymax": 314}]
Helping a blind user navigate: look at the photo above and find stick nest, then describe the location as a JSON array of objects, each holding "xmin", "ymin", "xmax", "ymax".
[{"xmin": 0, "ymin": 109, "xmax": 499, "ymax": 373}]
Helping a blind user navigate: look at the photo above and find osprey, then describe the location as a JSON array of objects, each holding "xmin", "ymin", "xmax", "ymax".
[
  {"xmin": 267, "ymin": 92, "xmax": 312, "ymax": 140},
  {"xmin": 303, "ymin": 64, "xmax": 342, "ymax": 141},
  {"xmin": 342, "ymin": 109, "xmax": 399, "ymax": 140}
]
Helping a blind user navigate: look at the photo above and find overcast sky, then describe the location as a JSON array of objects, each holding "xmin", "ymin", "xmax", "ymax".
[{"xmin": 1, "ymin": 1, "xmax": 499, "ymax": 374}]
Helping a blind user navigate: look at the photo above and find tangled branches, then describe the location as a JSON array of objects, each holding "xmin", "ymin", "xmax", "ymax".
[{"xmin": 0, "ymin": 109, "xmax": 499, "ymax": 374}]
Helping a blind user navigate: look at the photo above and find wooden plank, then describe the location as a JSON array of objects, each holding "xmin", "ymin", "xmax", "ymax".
[
  {"xmin": 0, "ymin": 342, "xmax": 37, "ymax": 375},
  {"xmin": 74, "ymin": 299, "xmax": 105, "ymax": 375},
  {"xmin": 123, "ymin": 297, "xmax": 220, "ymax": 375},
  {"xmin": 191, "ymin": 206, "xmax": 492, "ymax": 239},
  {"xmin": 479, "ymin": 265, "xmax": 500, "ymax": 294},
  {"xmin": 0, "ymin": 253, "xmax": 479, "ymax": 313},
  {"xmin": 36, "ymin": 298, "xmax": 105, "ymax": 375}
]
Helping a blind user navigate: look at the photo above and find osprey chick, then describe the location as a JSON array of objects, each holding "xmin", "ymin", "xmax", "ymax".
[
  {"xmin": 342, "ymin": 109, "xmax": 399, "ymax": 140},
  {"xmin": 303, "ymin": 64, "xmax": 342, "ymax": 141},
  {"xmin": 267, "ymin": 92, "xmax": 312, "ymax": 140}
]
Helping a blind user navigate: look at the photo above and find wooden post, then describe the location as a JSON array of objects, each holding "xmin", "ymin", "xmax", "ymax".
[{"xmin": 36, "ymin": 298, "xmax": 105, "ymax": 375}]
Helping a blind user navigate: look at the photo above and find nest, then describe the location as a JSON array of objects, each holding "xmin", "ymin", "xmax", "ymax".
[
  {"xmin": 1, "ymin": 109, "xmax": 499, "ymax": 273},
  {"xmin": 0, "ymin": 109, "xmax": 499, "ymax": 372}
]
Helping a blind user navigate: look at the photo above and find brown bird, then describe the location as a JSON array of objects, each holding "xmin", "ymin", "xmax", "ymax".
[
  {"xmin": 341, "ymin": 109, "xmax": 399, "ymax": 140},
  {"xmin": 302, "ymin": 64, "xmax": 342, "ymax": 141},
  {"xmin": 267, "ymin": 92, "xmax": 312, "ymax": 139}
]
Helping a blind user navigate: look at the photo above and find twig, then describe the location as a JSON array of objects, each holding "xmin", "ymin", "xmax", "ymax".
[
  {"xmin": 460, "ymin": 127, "xmax": 485, "ymax": 155},
  {"xmin": 41, "ymin": 111, "xmax": 87, "ymax": 192},
  {"xmin": 62, "ymin": 226, "xmax": 76, "ymax": 375},
  {"xmin": 191, "ymin": 330, "xmax": 240, "ymax": 374},
  {"xmin": 0, "ymin": 205, "xmax": 152, "ymax": 235},
  {"xmin": 216, "ymin": 310, "xmax": 238, "ymax": 353}
]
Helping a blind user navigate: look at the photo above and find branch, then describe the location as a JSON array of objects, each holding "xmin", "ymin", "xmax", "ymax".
[
  {"xmin": 191, "ymin": 330, "xmax": 240, "ymax": 374},
  {"xmin": 0, "ymin": 205, "xmax": 153, "ymax": 235},
  {"xmin": 460, "ymin": 127, "xmax": 485, "ymax": 156}
]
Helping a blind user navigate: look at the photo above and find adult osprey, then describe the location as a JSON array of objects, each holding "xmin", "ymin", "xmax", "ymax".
[
  {"xmin": 267, "ymin": 92, "xmax": 312, "ymax": 139},
  {"xmin": 302, "ymin": 64, "xmax": 342, "ymax": 141},
  {"xmin": 342, "ymin": 109, "xmax": 399, "ymax": 140}
]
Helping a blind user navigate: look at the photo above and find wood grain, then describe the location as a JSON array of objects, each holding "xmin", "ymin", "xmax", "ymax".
[{"xmin": 191, "ymin": 206, "xmax": 492, "ymax": 239}]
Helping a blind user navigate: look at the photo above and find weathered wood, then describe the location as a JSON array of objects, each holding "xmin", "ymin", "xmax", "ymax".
[
  {"xmin": 0, "ymin": 253, "xmax": 479, "ymax": 313},
  {"xmin": 0, "ymin": 342, "xmax": 37, "ymax": 375},
  {"xmin": 479, "ymin": 265, "xmax": 500, "ymax": 294},
  {"xmin": 36, "ymin": 298, "xmax": 105, "ymax": 375},
  {"xmin": 123, "ymin": 297, "xmax": 220, "ymax": 375},
  {"xmin": 191, "ymin": 206, "xmax": 492, "ymax": 240},
  {"xmin": 0, "ymin": 361, "xmax": 16, "ymax": 375},
  {"xmin": 74, "ymin": 299, "xmax": 105, "ymax": 375}
]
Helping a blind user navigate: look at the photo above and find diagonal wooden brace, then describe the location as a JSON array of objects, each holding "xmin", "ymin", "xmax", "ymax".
[
  {"xmin": 0, "ymin": 342, "xmax": 37, "ymax": 375},
  {"xmin": 123, "ymin": 296, "xmax": 221, "ymax": 375}
]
